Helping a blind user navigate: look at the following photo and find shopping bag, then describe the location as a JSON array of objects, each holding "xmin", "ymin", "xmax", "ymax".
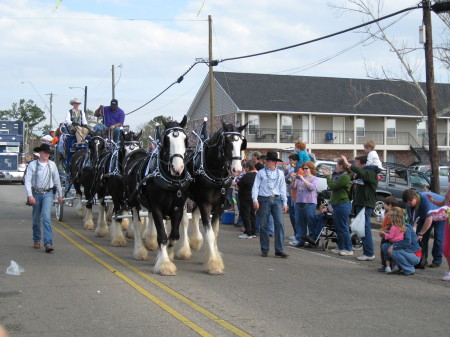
[{"xmin": 350, "ymin": 207, "xmax": 366, "ymax": 239}]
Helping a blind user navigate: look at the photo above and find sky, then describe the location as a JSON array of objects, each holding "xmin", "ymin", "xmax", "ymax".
[{"xmin": 0, "ymin": 0, "xmax": 448, "ymax": 133}]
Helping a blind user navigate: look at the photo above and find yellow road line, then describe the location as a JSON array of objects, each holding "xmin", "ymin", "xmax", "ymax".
[
  {"xmin": 54, "ymin": 220, "xmax": 252, "ymax": 337},
  {"xmin": 53, "ymin": 225, "xmax": 213, "ymax": 337}
]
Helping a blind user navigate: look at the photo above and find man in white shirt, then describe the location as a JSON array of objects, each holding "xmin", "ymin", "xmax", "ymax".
[
  {"xmin": 24, "ymin": 143, "xmax": 63, "ymax": 253},
  {"xmin": 252, "ymin": 151, "xmax": 289, "ymax": 258}
]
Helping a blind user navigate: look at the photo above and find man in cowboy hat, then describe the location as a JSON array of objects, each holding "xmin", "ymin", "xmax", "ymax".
[
  {"xmin": 65, "ymin": 98, "xmax": 90, "ymax": 144},
  {"xmin": 94, "ymin": 98, "xmax": 125, "ymax": 143},
  {"xmin": 251, "ymin": 151, "xmax": 289, "ymax": 258},
  {"xmin": 24, "ymin": 143, "xmax": 63, "ymax": 253}
]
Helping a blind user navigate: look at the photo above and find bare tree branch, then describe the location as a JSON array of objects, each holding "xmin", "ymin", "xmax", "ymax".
[{"xmin": 353, "ymin": 91, "xmax": 424, "ymax": 116}]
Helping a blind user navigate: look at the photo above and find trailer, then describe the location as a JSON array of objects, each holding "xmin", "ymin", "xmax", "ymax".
[{"xmin": 0, "ymin": 121, "xmax": 27, "ymax": 182}]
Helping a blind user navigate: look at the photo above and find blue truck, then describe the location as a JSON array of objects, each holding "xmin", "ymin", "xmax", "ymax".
[{"xmin": 0, "ymin": 121, "xmax": 27, "ymax": 182}]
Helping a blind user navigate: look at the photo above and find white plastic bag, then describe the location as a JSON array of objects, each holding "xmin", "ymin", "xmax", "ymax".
[
  {"xmin": 350, "ymin": 207, "xmax": 366, "ymax": 239},
  {"xmin": 5, "ymin": 260, "xmax": 25, "ymax": 276}
]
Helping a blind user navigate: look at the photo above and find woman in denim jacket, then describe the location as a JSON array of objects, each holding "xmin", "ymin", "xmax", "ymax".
[{"xmin": 386, "ymin": 220, "xmax": 422, "ymax": 275}]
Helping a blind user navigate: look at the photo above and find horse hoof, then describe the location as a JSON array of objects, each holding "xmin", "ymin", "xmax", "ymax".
[
  {"xmin": 134, "ymin": 249, "xmax": 148, "ymax": 260},
  {"xmin": 95, "ymin": 229, "xmax": 109, "ymax": 237},
  {"xmin": 111, "ymin": 240, "xmax": 127, "ymax": 247},
  {"xmin": 176, "ymin": 247, "xmax": 192, "ymax": 260},
  {"xmin": 208, "ymin": 269, "xmax": 224, "ymax": 275},
  {"xmin": 158, "ymin": 265, "xmax": 177, "ymax": 276},
  {"xmin": 84, "ymin": 224, "xmax": 95, "ymax": 230}
]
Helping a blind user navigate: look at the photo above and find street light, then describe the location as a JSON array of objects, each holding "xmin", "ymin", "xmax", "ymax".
[{"xmin": 69, "ymin": 85, "xmax": 88, "ymax": 112}]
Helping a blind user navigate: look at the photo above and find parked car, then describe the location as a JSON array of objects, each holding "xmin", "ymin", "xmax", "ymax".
[
  {"xmin": 410, "ymin": 164, "xmax": 449, "ymax": 194},
  {"xmin": 374, "ymin": 163, "xmax": 430, "ymax": 217}
]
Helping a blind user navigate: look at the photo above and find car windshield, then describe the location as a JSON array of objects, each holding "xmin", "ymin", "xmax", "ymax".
[{"xmin": 410, "ymin": 170, "xmax": 430, "ymax": 188}]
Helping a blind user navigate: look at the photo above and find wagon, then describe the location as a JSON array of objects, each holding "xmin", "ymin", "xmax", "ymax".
[{"xmin": 53, "ymin": 127, "xmax": 88, "ymax": 221}]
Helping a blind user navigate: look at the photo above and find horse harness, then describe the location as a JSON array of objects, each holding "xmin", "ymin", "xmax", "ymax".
[
  {"xmin": 191, "ymin": 129, "xmax": 246, "ymax": 208},
  {"xmin": 128, "ymin": 126, "xmax": 191, "ymax": 202}
]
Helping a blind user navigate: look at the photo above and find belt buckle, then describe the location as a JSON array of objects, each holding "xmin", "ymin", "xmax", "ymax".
[{"xmin": 269, "ymin": 195, "xmax": 275, "ymax": 199}]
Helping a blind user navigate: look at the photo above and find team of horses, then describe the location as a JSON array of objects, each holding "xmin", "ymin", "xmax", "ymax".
[{"xmin": 67, "ymin": 117, "xmax": 248, "ymax": 275}]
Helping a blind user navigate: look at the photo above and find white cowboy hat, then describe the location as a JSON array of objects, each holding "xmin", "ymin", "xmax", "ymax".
[{"xmin": 70, "ymin": 98, "xmax": 82, "ymax": 105}]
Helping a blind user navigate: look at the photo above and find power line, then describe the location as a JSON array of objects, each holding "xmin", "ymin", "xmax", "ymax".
[
  {"xmin": 2, "ymin": 17, "xmax": 207, "ymax": 22},
  {"xmin": 281, "ymin": 11, "xmax": 412, "ymax": 75},
  {"xmin": 126, "ymin": 60, "xmax": 206, "ymax": 116},
  {"xmin": 217, "ymin": 6, "xmax": 420, "ymax": 64},
  {"xmin": 125, "ymin": 5, "xmax": 422, "ymax": 116}
]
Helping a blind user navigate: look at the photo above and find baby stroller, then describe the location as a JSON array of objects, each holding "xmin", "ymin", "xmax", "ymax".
[{"xmin": 304, "ymin": 209, "xmax": 362, "ymax": 251}]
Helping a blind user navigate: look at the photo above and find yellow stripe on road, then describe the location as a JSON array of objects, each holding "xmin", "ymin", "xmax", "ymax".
[
  {"xmin": 53, "ymin": 225, "xmax": 213, "ymax": 337},
  {"xmin": 54, "ymin": 220, "xmax": 252, "ymax": 337}
]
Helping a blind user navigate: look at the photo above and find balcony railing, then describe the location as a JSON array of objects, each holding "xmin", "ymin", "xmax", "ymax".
[{"xmin": 244, "ymin": 128, "xmax": 449, "ymax": 146}]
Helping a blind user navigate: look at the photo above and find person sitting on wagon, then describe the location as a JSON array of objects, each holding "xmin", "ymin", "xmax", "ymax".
[
  {"xmin": 40, "ymin": 129, "xmax": 56, "ymax": 145},
  {"xmin": 65, "ymin": 98, "xmax": 90, "ymax": 144},
  {"xmin": 94, "ymin": 99, "xmax": 125, "ymax": 143}
]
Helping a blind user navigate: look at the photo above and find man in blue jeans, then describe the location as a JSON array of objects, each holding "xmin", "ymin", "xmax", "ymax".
[
  {"xmin": 252, "ymin": 151, "xmax": 289, "ymax": 258},
  {"xmin": 342, "ymin": 155, "xmax": 378, "ymax": 261},
  {"xmin": 24, "ymin": 143, "xmax": 63, "ymax": 253}
]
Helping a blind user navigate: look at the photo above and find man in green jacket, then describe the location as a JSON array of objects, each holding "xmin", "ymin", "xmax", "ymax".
[{"xmin": 342, "ymin": 155, "xmax": 378, "ymax": 261}]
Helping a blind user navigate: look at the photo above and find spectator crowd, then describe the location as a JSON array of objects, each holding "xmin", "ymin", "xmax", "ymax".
[{"xmin": 230, "ymin": 140, "xmax": 450, "ymax": 282}]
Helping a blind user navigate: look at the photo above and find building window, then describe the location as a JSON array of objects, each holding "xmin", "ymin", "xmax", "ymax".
[
  {"xmin": 387, "ymin": 119, "xmax": 396, "ymax": 138},
  {"xmin": 356, "ymin": 118, "xmax": 365, "ymax": 137},
  {"xmin": 281, "ymin": 115, "xmax": 293, "ymax": 135},
  {"xmin": 417, "ymin": 120, "xmax": 426, "ymax": 138},
  {"xmin": 248, "ymin": 114, "xmax": 260, "ymax": 135},
  {"xmin": 386, "ymin": 154, "xmax": 396, "ymax": 163}
]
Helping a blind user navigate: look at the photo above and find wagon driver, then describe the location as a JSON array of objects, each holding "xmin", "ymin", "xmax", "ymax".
[
  {"xmin": 66, "ymin": 97, "xmax": 90, "ymax": 144},
  {"xmin": 24, "ymin": 143, "xmax": 63, "ymax": 253},
  {"xmin": 94, "ymin": 98, "xmax": 125, "ymax": 143}
]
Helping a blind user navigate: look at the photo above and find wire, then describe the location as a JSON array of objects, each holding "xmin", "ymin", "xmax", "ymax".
[
  {"xmin": 280, "ymin": 10, "xmax": 412, "ymax": 75},
  {"xmin": 126, "ymin": 5, "xmax": 421, "ymax": 116},
  {"xmin": 217, "ymin": 6, "xmax": 420, "ymax": 64},
  {"xmin": 126, "ymin": 60, "xmax": 206, "ymax": 115}
]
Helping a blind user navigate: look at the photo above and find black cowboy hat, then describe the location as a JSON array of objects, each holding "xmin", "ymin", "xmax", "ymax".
[
  {"xmin": 265, "ymin": 151, "xmax": 282, "ymax": 162},
  {"xmin": 33, "ymin": 143, "xmax": 51, "ymax": 154}
]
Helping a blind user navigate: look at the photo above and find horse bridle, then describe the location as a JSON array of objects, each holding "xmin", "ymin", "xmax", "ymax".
[
  {"xmin": 222, "ymin": 131, "xmax": 245, "ymax": 162},
  {"xmin": 162, "ymin": 126, "xmax": 187, "ymax": 170}
]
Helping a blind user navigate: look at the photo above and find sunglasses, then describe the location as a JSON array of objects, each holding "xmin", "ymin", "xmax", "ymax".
[{"xmin": 302, "ymin": 167, "xmax": 310, "ymax": 170}]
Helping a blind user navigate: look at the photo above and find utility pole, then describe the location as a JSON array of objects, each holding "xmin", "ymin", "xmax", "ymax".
[
  {"xmin": 423, "ymin": 0, "xmax": 440, "ymax": 193},
  {"xmin": 84, "ymin": 85, "xmax": 88, "ymax": 113},
  {"xmin": 46, "ymin": 93, "xmax": 53, "ymax": 130},
  {"xmin": 208, "ymin": 15, "xmax": 215, "ymax": 134},
  {"xmin": 112, "ymin": 64, "xmax": 115, "ymax": 100}
]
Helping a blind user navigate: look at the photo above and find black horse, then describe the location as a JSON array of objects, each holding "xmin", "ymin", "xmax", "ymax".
[
  {"xmin": 69, "ymin": 135, "xmax": 106, "ymax": 229},
  {"xmin": 124, "ymin": 116, "xmax": 191, "ymax": 275},
  {"xmin": 93, "ymin": 130, "xmax": 143, "ymax": 242},
  {"xmin": 176, "ymin": 120, "xmax": 248, "ymax": 274}
]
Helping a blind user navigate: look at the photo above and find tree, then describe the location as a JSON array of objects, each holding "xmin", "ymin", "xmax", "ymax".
[
  {"xmin": 136, "ymin": 115, "xmax": 173, "ymax": 148},
  {"xmin": 0, "ymin": 99, "xmax": 46, "ymax": 137},
  {"xmin": 330, "ymin": 0, "xmax": 450, "ymax": 117},
  {"xmin": 85, "ymin": 108, "xmax": 97, "ymax": 125}
]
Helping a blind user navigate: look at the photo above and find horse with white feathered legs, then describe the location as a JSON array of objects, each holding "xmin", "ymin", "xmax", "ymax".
[
  {"xmin": 123, "ymin": 116, "xmax": 191, "ymax": 276},
  {"xmin": 94, "ymin": 130, "xmax": 143, "ymax": 243},
  {"xmin": 70, "ymin": 135, "xmax": 106, "ymax": 229},
  {"xmin": 175, "ymin": 119, "xmax": 248, "ymax": 275}
]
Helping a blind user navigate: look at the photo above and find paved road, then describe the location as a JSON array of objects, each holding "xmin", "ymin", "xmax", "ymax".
[{"xmin": 0, "ymin": 183, "xmax": 449, "ymax": 337}]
